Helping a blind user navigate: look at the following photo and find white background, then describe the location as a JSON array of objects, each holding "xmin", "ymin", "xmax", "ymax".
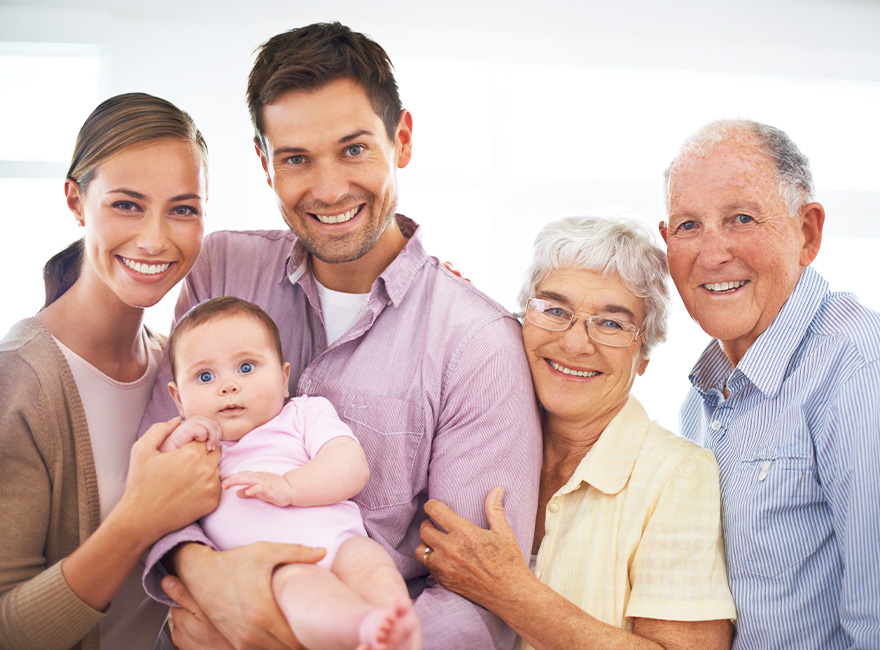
[{"xmin": 2, "ymin": 0, "xmax": 879, "ymax": 429}]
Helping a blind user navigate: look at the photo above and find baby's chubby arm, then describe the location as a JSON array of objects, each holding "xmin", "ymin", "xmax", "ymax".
[
  {"xmin": 222, "ymin": 436, "xmax": 369, "ymax": 507},
  {"xmin": 158, "ymin": 415, "xmax": 223, "ymax": 453}
]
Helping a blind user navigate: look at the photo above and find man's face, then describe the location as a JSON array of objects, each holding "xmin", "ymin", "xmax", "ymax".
[
  {"xmin": 256, "ymin": 78, "xmax": 412, "ymax": 264},
  {"xmin": 661, "ymin": 140, "xmax": 817, "ymax": 365}
]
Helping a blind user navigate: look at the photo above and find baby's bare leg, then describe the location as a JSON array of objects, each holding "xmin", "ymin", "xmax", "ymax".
[
  {"xmin": 332, "ymin": 537, "xmax": 421, "ymax": 650},
  {"xmin": 272, "ymin": 563, "xmax": 375, "ymax": 650}
]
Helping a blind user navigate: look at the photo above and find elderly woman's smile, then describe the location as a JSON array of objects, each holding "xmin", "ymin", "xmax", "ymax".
[{"xmin": 524, "ymin": 268, "xmax": 649, "ymax": 431}]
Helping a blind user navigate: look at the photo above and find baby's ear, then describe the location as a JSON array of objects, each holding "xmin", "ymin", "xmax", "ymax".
[
  {"xmin": 282, "ymin": 362, "xmax": 291, "ymax": 398},
  {"xmin": 167, "ymin": 382, "xmax": 185, "ymax": 417}
]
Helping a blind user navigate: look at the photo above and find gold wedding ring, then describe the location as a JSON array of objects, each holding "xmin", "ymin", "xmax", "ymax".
[{"xmin": 422, "ymin": 545, "xmax": 434, "ymax": 567}]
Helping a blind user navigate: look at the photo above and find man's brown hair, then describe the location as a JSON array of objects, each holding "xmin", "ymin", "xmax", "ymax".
[
  {"xmin": 247, "ymin": 22, "xmax": 403, "ymax": 148},
  {"xmin": 168, "ymin": 297, "xmax": 284, "ymax": 379}
]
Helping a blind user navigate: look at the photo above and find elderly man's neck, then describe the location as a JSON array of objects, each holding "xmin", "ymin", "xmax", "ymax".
[{"xmin": 311, "ymin": 219, "xmax": 408, "ymax": 293}]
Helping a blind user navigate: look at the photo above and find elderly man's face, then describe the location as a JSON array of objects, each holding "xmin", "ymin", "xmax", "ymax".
[
  {"xmin": 661, "ymin": 140, "xmax": 819, "ymax": 365},
  {"xmin": 256, "ymin": 78, "xmax": 412, "ymax": 265}
]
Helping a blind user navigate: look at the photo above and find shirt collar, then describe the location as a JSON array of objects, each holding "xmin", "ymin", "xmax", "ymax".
[
  {"xmin": 283, "ymin": 214, "xmax": 427, "ymax": 308},
  {"xmin": 688, "ymin": 265, "xmax": 828, "ymax": 398},
  {"xmin": 559, "ymin": 396, "xmax": 651, "ymax": 497}
]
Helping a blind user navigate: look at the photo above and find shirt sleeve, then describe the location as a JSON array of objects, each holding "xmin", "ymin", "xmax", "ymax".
[
  {"xmin": 626, "ymin": 448, "xmax": 737, "ymax": 622},
  {"xmin": 416, "ymin": 315, "xmax": 543, "ymax": 650},
  {"xmin": 819, "ymin": 359, "xmax": 880, "ymax": 648},
  {"xmin": 0, "ymin": 351, "xmax": 105, "ymax": 650}
]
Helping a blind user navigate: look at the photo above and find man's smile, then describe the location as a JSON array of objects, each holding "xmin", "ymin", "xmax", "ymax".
[
  {"xmin": 310, "ymin": 204, "xmax": 362, "ymax": 224},
  {"xmin": 702, "ymin": 280, "xmax": 748, "ymax": 294}
]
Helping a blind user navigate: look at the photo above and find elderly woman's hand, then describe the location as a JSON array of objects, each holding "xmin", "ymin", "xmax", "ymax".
[{"xmin": 416, "ymin": 487, "xmax": 535, "ymax": 608}]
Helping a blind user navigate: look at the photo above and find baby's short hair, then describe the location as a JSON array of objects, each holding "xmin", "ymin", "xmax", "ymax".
[{"xmin": 168, "ymin": 296, "xmax": 284, "ymax": 379}]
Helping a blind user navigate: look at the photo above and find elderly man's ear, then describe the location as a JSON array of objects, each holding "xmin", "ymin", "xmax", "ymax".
[{"xmin": 799, "ymin": 202, "xmax": 825, "ymax": 268}]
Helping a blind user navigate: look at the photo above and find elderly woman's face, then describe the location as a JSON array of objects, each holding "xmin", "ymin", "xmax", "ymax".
[{"xmin": 523, "ymin": 268, "xmax": 649, "ymax": 429}]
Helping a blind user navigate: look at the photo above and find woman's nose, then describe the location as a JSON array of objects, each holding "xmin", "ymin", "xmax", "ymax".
[
  {"xmin": 136, "ymin": 213, "xmax": 169, "ymax": 256},
  {"xmin": 557, "ymin": 318, "xmax": 597, "ymax": 355}
]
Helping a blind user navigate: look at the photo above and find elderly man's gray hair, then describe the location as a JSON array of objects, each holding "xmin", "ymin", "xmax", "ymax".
[
  {"xmin": 664, "ymin": 119, "xmax": 815, "ymax": 219},
  {"xmin": 516, "ymin": 214, "xmax": 670, "ymax": 357}
]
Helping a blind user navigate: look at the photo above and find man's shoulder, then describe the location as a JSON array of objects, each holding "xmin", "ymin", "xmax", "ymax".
[
  {"xmin": 202, "ymin": 229, "xmax": 296, "ymax": 257},
  {"xmin": 808, "ymin": 289, "xmax": 880, "ymax": 366},
  {"xmin": 414, "ymin": 257, "xmax": 516, "ymax": 323}
]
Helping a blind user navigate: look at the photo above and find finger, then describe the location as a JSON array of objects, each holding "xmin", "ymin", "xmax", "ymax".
[
  {"xmin": 418, "ymin": 519, "xmax": 447, "ymax": 550},
  {"xmin": 138, "ymin": 417, "xmax": 183, "ymax": 451},
  {"xmin": 261, "ymin": 541, "xmax": 327, "ymax": 567},
  {"xmin": 162, "ymin": 575, "xmax": 204, "ymax": 617},
  {"xmin": 423, "ymin": 498, "xmax": 471, "ymax": 531},
  {"xmin": 484, "ymin": 486, "xmax": 514, "ymax": 534}
]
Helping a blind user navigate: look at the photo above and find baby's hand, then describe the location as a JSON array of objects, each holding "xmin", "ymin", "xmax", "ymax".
[
  {"xmin": 222, "ymin": 471, "xmax": 294, "ymax": 506},
  {"xmin": 159, "ymin": 415, "xmax": 222, "ymax": 452}
]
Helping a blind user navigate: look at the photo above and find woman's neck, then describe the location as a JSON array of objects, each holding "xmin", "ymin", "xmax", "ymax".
[{"xmin": 37, "ymin": 276, "xmax": 148, "ymax": 382}]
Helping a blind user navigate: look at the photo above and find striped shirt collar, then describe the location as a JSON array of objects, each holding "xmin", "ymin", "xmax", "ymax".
[
  {"xmin": 560, "ymin": 396, "xmax": 651, "ymax": 496},
  {"xmin": 284, "ymin": 214, "xmax": 426, "ymax": 310},
  {"xmin": 689, "ymin": 265, "xmax": 829, "ymax": 399}
]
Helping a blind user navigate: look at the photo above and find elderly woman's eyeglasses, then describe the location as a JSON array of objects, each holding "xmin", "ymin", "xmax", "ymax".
[{"xmin": 526, "ymin": 298, "xmax": 644, "ymax": 348}]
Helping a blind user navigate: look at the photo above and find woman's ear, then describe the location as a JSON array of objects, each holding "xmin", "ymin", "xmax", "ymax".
[{"xmin": 65, "ymin": 179, "xmax": 85, "ymax": 226}]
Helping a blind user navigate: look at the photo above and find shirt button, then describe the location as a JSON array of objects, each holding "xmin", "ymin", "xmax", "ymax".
[
  {"xmin": 711, "ymin": 420, "xmax": 722, "ymax": 431},
  {"xmin": 534, "ymin": 570, "xmax": 541, "ymax": 579},
  {"xmin": 548, "ymin": 503, "xmax": 559, "ymax": 513},
  {"xmin": 758, "ymin": 460, "xmax": 771, "ymax": 481}
]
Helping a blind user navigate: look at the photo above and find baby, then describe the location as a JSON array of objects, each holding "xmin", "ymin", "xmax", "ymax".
[{"xmin": 160, "ymin": 296, "xmax": 419, "ymax": 650}]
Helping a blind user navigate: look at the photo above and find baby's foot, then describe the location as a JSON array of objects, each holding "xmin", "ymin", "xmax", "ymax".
[{"xmin": 357, "ymin": 597, "xmax": 419, "ymax": 650}]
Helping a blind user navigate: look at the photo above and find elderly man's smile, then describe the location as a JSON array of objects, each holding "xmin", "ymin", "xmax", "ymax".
[{"xmin": 702, "ymin": 280, "xmax": 749, "ymax": 294}]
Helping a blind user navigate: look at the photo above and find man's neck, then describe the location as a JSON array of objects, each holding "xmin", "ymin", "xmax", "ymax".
[{"xmin": 311, "ymin": 218, "xmax": 408, "ymax": 293}]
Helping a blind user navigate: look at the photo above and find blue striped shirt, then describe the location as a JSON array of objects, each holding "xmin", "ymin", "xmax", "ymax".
[{"xmin": 680, "ymin": 266, "xmax": 880, "ymax": 650}]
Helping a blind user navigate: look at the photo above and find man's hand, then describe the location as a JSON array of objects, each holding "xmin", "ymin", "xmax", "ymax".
[
  {"xmin": 222, "ymin": 471, "xmax": 294, "ymax": 506},
  {"xmin": 168, "ymin": 541, "xmax": 326, "ymax": 650}
]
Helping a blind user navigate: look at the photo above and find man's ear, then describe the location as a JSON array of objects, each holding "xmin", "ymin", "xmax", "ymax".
[
  {"xmin": 168, "ymin": 382, "xmax": 186, "ymax": 417},
  {"xmin": 281, "ymin": 362, "xmax": 291, "ymax": 399},
  {"xmin": 799, "ymin": 202, "xmax": 825, "ymax": 267},
  {"xmin": 254, "ymin": 137, "xmax": 273, "ymax": 189},
  {"xmin": 658, "ymin": 221, "xmax": 669, "ymax": 244},
  {"xmin": 395, "ymin": 109, "xmax": 413, "ymax": 169},
  {"xmin": 65, "ymin": 179, "xmax": 85, "ymax": 226}
]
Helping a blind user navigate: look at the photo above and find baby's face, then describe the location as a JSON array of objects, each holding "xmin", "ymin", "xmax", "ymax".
[{"xmin": 170, "ymin": 314, "xmax": 290, "ymax": 442}]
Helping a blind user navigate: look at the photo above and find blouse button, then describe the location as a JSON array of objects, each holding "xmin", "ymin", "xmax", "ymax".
[{"xmin": 548, "ymin": 503, "xmax": 559, "ymax": 513}]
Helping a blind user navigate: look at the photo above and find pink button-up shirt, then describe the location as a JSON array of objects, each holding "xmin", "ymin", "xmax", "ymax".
[{"xmin": 142, "ymin": 216, "xmax": 542, "ymax": 649}]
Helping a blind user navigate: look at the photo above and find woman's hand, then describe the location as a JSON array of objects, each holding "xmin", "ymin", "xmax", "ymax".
[
  {"xmin": 119, "ymin": 417, "xmax": 221, "ymax": 541},
  {"xmin": 416, "ymin": 487, "xmax": 535, "ymax": 608},
  {"xmin": 167, "ymin": 541, "xmax": 326, "ymax": 650}
]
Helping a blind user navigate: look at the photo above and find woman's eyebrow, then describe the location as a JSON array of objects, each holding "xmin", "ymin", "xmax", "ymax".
[{"xmin": 536, "ymin": 289, "xmax": 573, "ymax": 306}]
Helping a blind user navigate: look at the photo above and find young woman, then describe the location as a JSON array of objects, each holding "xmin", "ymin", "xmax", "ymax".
[{"xmin": 0, "ymin": 93, "xmax": 220, "ymax": 650}]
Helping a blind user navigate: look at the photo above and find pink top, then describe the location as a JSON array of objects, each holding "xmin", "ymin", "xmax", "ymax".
[{"xmin": 202, "ymin": 396, "xmax": 366, "ymax": 569}]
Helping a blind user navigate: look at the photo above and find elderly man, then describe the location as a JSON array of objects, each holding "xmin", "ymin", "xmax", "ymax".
[
  {"xmin": 660, "ymin": 119, "xmax": 880, "ymax": 649},
  {"xmin": 140, "ymin": 22, "xmax": 541, "ymax": 650}
]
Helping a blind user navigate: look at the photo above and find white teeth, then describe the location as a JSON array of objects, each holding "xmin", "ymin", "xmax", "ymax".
[
  {"xmin": 549, "ymin": 360, "xmax": 599, "ymax": 378},
  {"xmin": 122, "ymin": 258, "xmax": 171, "ymax": 275},
  {"xmin": 704, "ymin": 280, "xmax": 747, "ymax": 293},
  {"xmin": 315, "ymin": 206, "xmax": 359, "ymax": 224}
]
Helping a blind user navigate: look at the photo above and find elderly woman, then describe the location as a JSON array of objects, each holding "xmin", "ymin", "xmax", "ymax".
[{"xmin": 417, "ymin": 216, "xmax": 736, "ymax": 649}]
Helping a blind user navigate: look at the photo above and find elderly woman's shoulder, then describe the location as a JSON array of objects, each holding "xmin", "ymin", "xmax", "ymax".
[{"xmin": 639, "ymin": 416, "xmax": 720, "ymax": 479}]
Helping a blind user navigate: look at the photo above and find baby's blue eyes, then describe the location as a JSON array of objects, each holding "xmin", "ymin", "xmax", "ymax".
[
  {"xmin": 239, "ymin": 362, "xmax": 254, "ymax": 374},
  {"xmin": 198, "ymin": 371, "xmax": 214, "ymax": 383}
]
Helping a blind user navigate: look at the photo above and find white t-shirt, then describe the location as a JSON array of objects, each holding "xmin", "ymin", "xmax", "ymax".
[
  {"xmin": 315, "ymin": 279, "xmax": 370, "ymax": 345},
  {"xmin": 56, "ymin": 330, "xmax": 168, "ymax": 650}
]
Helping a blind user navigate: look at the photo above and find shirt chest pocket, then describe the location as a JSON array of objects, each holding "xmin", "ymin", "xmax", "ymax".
[
  {"xmin": 342, "ymin": 396, "xmax": 426, "ymax": 510},
  {"xmin": 726, "ymin": 447, "xmax": 831, "ymax": 578}
]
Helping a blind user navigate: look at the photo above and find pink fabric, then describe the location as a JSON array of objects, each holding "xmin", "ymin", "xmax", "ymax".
[
  {"xmin": 203, "ymin": 397, "xmax": 366, "ymax": 569},
  {"xmin": 141, "ymin": 216, "xmax": 542, "ymax": 649}
]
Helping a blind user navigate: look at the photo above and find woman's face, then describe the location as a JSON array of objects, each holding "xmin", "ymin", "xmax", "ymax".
[
  {"xmin": 69, "ymin": 138, "xmax": 206, "ymax": 309},
  {"xmin": 523, "ymin": 268, "xmax": 649, "ymax": 431}
]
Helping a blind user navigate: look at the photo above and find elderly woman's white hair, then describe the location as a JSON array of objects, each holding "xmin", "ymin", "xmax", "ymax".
[{"xmin": 516, "ymin": 214, "xmax": 670, "ymax": 357}]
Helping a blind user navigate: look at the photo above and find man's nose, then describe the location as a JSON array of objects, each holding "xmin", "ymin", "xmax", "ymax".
[
  {"xmin": 309, "ymin": 162, "xmax": 350, "ymax": 206},
  {"xmin": 696, "ymin": 224, "xmax": 734, "ymax": 267}
]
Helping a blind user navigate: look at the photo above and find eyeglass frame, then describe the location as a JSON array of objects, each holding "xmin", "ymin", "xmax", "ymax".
[{"xmin": 525, "ymin": 297, "xmax": 644, "ymax": 348}]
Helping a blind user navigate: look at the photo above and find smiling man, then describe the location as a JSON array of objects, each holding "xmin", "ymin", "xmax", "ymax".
[
  {"xmin": 139, "ymin": 22, "xmax": 541, "ymax": 650},
  {"xmin": 660, "ymin": 120, "xmax": 880, "ymax": 649}
]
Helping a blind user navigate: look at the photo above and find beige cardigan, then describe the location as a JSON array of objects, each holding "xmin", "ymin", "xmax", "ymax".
[{"xmin": 0, "ymin": 318, "xmax": 104, "ymax": 650}]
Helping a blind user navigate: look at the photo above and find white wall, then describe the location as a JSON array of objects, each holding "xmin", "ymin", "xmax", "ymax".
[{"xmin": 2, "ymin": 0, "xmax": 879, "ymax": 429}]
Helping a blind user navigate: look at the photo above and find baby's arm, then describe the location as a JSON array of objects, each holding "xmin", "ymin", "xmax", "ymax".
[
  {"xmin": 223, "ymin": 436, "xmax": 369, "ymax": 507},
  {"xmin": 158, "ymin": 415, "xmax": 222, "ymax": 453}
]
